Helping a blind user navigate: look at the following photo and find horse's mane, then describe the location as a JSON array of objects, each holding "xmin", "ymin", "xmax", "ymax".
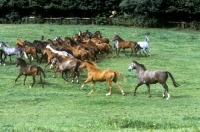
[
  {"xmin": 115, "ymin": 35, "xmax": 123, "ymax": 41},
  {"xmin": 18, "ymin": 58, "xmax": 27, "ymax": 65},
  {"xmin": 133, "ymin": 61, "xmax": 147, "ymax": 70},
  {"xmin": 2, "ymin": 42, "xmax": 10, "ymax": 47},
  {"xmin": 85, "ymin": 61, "xmax": 98, "ymax": 68}
]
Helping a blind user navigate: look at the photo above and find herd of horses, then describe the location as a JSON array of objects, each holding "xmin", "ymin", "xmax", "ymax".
[{"xmin": 0, "ymin": 30, "xmax": 179, "ymax": 99}]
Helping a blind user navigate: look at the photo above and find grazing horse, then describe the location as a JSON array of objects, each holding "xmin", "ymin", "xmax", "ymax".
[
  {"xmin": 128, "ymin": 61, "xmax": 179, "ymax": 99},
  {"xmin": 0, "ymin": 42, "xmax": 28, "ymax": 63},
  {"xmin": 113, "ymin": 35, "xmax": 137, "ymax": 56},
  {"xmin": 79, "ymin": 61, "xmax": 126, "ymax": 96},
  {"xmin": 136, "ymin": 37, "xmax": 151, "ymax": 57},
  {"xmin": 50, "ymin": 55, "xmax": 81, "ymax": 83},
  {"xmin": 14, "ymin": 58, "xmax": 46, "ymax": 88}
]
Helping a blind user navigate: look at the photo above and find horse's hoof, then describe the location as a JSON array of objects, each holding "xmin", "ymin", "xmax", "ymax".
[{"xmin": 106, "ymin": 93, "xmax": 111, "ymax": 96}]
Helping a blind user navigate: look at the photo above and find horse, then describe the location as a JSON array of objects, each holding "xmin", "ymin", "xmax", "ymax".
[
  {"xmin": 128, "ymin": 61, "xmax": 179, "ymax": 99},
  {"xmin": 46, "ymin": 44, "xmax": 74, "ymax": 58},
  {"xmin": 79, "ymin": 61, "xmax": 126, "ymax": 96},
  {"xmin": 95, "ymin": 43, "xmax": 113, "ymax": 59},
  {"xmin": 0, "ymin": 49, "xmax": 6, "ymax": 65},
  {"xmin": 15, "ymin": 43, "xmax": 38, "ymax": 63},
  {"xmin": 50, "ymin": 54, "xmax": 81, "ymax": 83},
  {"xmin": 14, "ymin": 58, "xmax": 46, "ymax": 88},
  {"xmin": 0, "ymin": 42, "xmax": 28, "ymax": 63},
  {"xmin": 136, "ymin": 37, "xmax": 151, "ymax": 57},
  {"xmin": 112, "ymin": 34, "xmax": 137, "ymax": 56}
]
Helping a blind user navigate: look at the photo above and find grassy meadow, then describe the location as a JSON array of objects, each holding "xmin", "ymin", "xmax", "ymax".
[{"xmin": 0, "ymin": 24, "xmax": 200, "ymax": 132}]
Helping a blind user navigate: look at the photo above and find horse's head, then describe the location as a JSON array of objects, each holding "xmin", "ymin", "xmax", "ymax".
[
  {"xmin": 16, "ymin": 58, "xmax": 27, "ymax": 67},
  {"xmin": 145, "ymin": 37, "xmax": 149, "ymax": 43},
  {"xmin": 128, "ymin": 61, "xmax": 137, "ymax": 71},
  {"xmin": 16, "ymin": 38, "xmax": 24, "ymax": 45}
]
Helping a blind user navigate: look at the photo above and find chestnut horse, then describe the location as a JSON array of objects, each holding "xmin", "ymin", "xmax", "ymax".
[
  {"xmin": 128, "ymin": 61, "xmax": 179, "ymax": 99},
  {"xmin": 79, "ymin": 61, "xmax": 126, "ymax": 96},
  {"xmin": 113, "ymin": 35, "xmax": 137, "ymax": 56},
  {"xmin": 14, "ymin": 58, "xmax": 46, "ymax": 88}
]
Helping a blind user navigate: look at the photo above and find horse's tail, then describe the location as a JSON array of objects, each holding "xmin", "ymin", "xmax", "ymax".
[
  {"xmin": 166, "ymin": 71, "xmax": 179, "ymax": 87},
  {"xmin": 38, "ymin": 66, "xmax": 46, "ymax": 78},
  {"xmin": 114, "ymin": 70, "xmax": 126, "ymax": 82}
]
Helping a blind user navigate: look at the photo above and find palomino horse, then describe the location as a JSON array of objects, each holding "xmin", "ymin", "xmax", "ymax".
[
  {"xmin": 128, "ymin": 61, "xmax": 179, "ymax": 99},
  {"xmin": 14, "ymin": 58, "xmax": 46, "ymax": 88},
  {"xmin": 113, "ymin": 35, "xmax": 137, "ymax": 56},
  {"xmin": 136, "ymin": 37, "xmax": 151, "ymax": 57},
  {"xmin": 79, "ymin": 61, "xmax": 126, "ymax": 96},
  {"xmin": 0, "ymin": 42, "xmax": 28, "ymax": 63},
  {"xmin": 50, "ymin": 54, "xmax": 81, "ymax": 83}
]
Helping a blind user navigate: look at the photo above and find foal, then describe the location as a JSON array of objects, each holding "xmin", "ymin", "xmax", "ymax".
[
  {"xmin": 14, "ymin": 58, "xmax": 46, "ymax": 88},
  {"xmin": 128, "ymin": 61, "xmax": 179, "ymax": 99}
]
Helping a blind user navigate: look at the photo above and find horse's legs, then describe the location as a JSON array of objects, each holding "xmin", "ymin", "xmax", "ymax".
[
  {"xmin": 39, "ymin": 75, "xmax": 44, "ymax": 88},
  {"xmin": 14, "ymin": 73, "xmax": 22, "ymax": 83},
  {"xmin": 161, "ymin": 83, "xmax": 170, "ymax": 99},
  {"xmin": 123, "ymin": 48, "xmax": 128, "ymax": 56},
  {"xmin": 23, "ymin": 76, "xmax": 27, "ymax": 86},
  {"xmin": 30, "ymin": 75, "xmax": 36, "ymax": 88},
  {"xmin": 146, "ymin": 84, "xmax": 151, "ymax": 98},
  {"xmin": 106, "ymin": 80, "xmax": 113, "ymax": 96},
  {"xmin": 134, "ymin": 83, "xmax": 143, "ymax": 96},
  {"xmin": 89, "ymin": 81, "xmax": 95, "ymax": 94},
  {"xmin": 115, "ymin": 81, "xmax": 125, "ymax": 96},
  {"xmin": 80, "ymin": 77, "xmax": 92, "ymax": 89},
  {"xmin": 9, "ymin": 56, "xmax": 12, "ymax": 63},
  {"xmin": 61, "ymin": 71, "xmax": 68, "ymax": 82}
]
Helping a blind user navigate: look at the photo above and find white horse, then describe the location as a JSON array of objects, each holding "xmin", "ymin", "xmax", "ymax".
[
  {"xmin": 136, "ymin": 37, "xmax": 151, "ymax": 57},
  {"xmin": 46, "ymin": 44, "xmax": 74, "ymax": 58}
]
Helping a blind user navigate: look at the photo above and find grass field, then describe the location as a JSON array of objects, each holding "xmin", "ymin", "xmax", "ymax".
[{"xmin": 0, "ymin": 24, "xmax": 200, "ymax": 132}]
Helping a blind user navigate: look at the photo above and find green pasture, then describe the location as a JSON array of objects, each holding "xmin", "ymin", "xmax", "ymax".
[{"xmin": 0, "ymin": 24, "xmax": 199, "ymax": 132}]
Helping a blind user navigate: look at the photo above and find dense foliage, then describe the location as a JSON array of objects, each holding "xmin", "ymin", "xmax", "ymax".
[{"xmin": 0, "ymin": 0, "xmax": 200, "ymax": 28}]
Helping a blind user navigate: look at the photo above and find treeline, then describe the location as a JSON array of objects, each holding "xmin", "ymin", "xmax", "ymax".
[{"xmin": 0, "ymin": 0, "xmax": 200, "ymax": 28}]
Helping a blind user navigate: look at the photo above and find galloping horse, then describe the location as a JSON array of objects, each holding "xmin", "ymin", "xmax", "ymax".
[
  {"xmin": 46, "ymin": 44, "xmax": 74, "ymax": 58},
  {"xmin": 79, "ymin": 61, "xmax": 126, "ymax": 96},
  {"xmin": 128, "ymin": 61, "xmax": 179, "ymax": 99},
  {"xmin": 136, "ymin": 37, "xmax": 151, "ymax": 57},
  {"xmin": 113, "ymin": 35, "xmax": 137, "ymax": 56},
  {"xmin": 50, "ymin": 54, "xmax": 81, "ymax": 83},
  {"xmin": 14, "ymin": 58, "xmax": 46, "ymax": 88},
  {"xmin": 0, "ymin": 42, "xmax": 28, "ymax": 63}
]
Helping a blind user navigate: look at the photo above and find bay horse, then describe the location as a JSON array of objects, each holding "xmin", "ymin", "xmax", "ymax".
[
  {"xmin": 0, "ymin": 42, "xmax": 28, "ymax": 63},
  {"xmin": 128, "ymin": 61, "xmax": 179, "ymax": 99},
  {"xmin": 50, "ymin": 54, "xmax": 81, "ymax": 83},
  {"xmin": 113, "ymin": 34, "xmax": 137, "ymax": 56},
  {"xmin": 79, "ymin": 61, "xmax": 126, "ymax": 96},
  {"xmin": 14, "ymin": 58, "xmax": 46, "ymax": 88}
]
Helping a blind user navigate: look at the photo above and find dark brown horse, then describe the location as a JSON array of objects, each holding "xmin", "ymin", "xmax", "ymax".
[
  {"xmin": 14, "ymin": 58, "xmax": 46, "ymax": 88},
  {"xmin": 128, "ymin": 61, "xmax": 179, "ymax": 99},
  {"xmin": 79, "ymin": 61, "xmax": 126, "ymax": 96},
  {"xmin": 50, "ymin": 54, "xmax": 81, "ymax": 83},
  {"xmin": 113, "ymin": 35, "xmax": 137, "ymax": 56}
]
